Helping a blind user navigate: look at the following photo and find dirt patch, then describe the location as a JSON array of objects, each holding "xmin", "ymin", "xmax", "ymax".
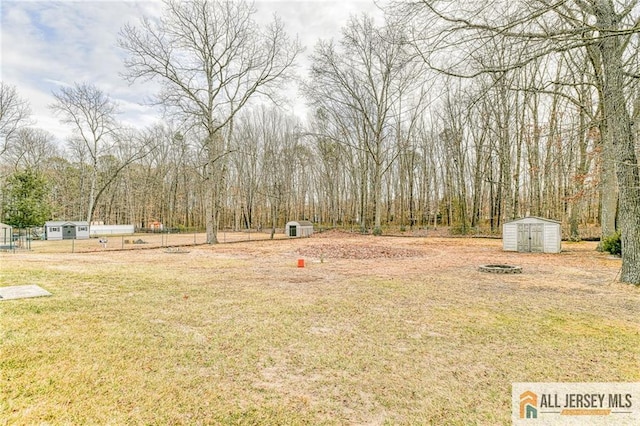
[{"xmin": 296, "ymin": 241, "xmax": 424, "ymax": 260}]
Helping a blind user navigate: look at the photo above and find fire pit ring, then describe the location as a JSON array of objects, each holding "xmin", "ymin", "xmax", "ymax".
[{"xmin": 478, "ymin": 264, "xmax": 522, "ymax": 274}]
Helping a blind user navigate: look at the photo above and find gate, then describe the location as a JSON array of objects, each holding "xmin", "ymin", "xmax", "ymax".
[{"xmin": 517, "ymin": 223, "xmax": 544, "ymax": 252}]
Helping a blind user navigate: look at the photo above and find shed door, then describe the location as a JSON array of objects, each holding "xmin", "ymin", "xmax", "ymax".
[
  {"xmin": 530, "ymin": 224, "xmax": 544, "ymax": 252},
  {"xmin": 63, "ymin": 225, "xmax": 76, "ymax": 240},
  {"xmin": 289, "ymin": 225, "xmax": 297, "ymax": 237},
  {"xmin": 517, "ymin": 223, "xmax": 544, "ymax": 252},
  {"xmin": 517, "ymin": 224, "xmax": 529, "ymax": 252}
]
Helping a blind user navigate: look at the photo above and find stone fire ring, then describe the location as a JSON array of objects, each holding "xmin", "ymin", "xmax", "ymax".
[{"xmin": 478, "ymin": 264, "xmax": 522, "ymax": 274}]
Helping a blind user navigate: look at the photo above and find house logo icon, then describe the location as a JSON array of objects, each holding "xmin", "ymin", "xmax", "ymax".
[{"xmin": 520, "ymin": 390, "xmax": 538, "ymax": 419}]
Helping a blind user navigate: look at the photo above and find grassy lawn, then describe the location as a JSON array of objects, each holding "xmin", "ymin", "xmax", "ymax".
[{"xmin": 1, "ymin": 234, "xmax": 639, "ymax": 424}]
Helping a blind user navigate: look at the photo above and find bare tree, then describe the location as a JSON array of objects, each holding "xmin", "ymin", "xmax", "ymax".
[
  {"xmin": 119, "ymin": 0, "xmax": 302, "ymax": 244},
  {"xmin": 0, "ymin": 82, "xmax": 31, "ymax": 156},
  {"xmin": 306, "ymin": 14, "xmax": 422, "ymax": 234},
  {"xmin": 397, "ymin": 0, "xmax": 640, "ymax": 284},
  {"xmin": 257, "ymin": 109, "xmax": 301, "ymax": 238},
  {"xmin": 51, "ymin": 82, "xmax": 119, "ymax": 223},
  {"xmin": 4, "ymin": 128, "xmax": 58, "ymax": 172},
  {"xmin": 91, "ymin": 126, "xmax": 155, "ymax": 225},
  {"xmin": 127, "ymin": 124, "xmax": 190, "ymax": 229},
  {"xmin": 51, "ymin": 83, "xmax": 149, "ymax": 224}
]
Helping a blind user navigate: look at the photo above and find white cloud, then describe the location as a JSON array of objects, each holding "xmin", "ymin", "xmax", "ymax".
[
  {"xmin": 1, "ymin": 0, "xmax": 384, "ymax": 146},
  {"xmin": 1, "ymin": 0, "xmax": 163, "ymax": 144}
]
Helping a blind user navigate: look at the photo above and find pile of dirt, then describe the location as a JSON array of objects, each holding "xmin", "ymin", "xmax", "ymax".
[{"xmin": 297, "ymin": 242, "xmax": 424, "ymax": 260}]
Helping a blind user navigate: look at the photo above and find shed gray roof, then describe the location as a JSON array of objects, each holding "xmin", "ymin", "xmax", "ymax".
[
  {"xmin": 504, "ymin": 216, "xmax": 561, "ymax": 224},
  {"xmin": 287, "ymin": 220, "xmax": 313, "ymax": 227},
  {"xmin": 45, "ymin": 221, "xmax": 90, "ymax": 226}
]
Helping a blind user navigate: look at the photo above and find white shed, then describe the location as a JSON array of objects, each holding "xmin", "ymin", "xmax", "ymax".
[
  {"xmin": 285, "ymin": 221, "xmax": 314, "ymax": 238},
  {"xmin": 89, "ymin": 224, "xmax": 135, "ymax": 236},
  {"xmin": 503, "ymin": 217, "xmax": 561, "ymax": 253},
  {"xmin": 0, "ymin": 222, "xmax": 13, "ymax": 247},
  {"xmin": 44, "ymin": 221, "xmax": 90, "ymax": 241}
]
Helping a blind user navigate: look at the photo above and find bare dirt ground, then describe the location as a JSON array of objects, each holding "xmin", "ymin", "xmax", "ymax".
[{"xmin": 218, "ymin": 229, "xmax": 622, "ymax": 285}]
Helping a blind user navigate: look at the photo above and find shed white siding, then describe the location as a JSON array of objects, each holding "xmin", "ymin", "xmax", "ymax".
[
  {"xmin": 0, "ymin": 223, "xmax": 12, "ymax": 246},
  {"xmin": 90, "ymin": 224, "xmax": 135, "ymax": 236},
  {"xmin": 502, "ymin": 222, "xmax": 518, "ymax": 251},
  {"xmin": 285, "ymin": 221, "xmax": 314, "ymax": 238},
  {"xmin": 76, "ymin": 224, "xmax": 90, "ymax": 240},
  {"xmin": 502, "ymin": 217, "xmax": 561, "ymax": 253},
  {"xmin": 45, "ymin": 221, "xmax": 90, "ymax": 240},
  {"xmin": 45, "ymin": 224, "xmax": 64, "ymax": 240},
  {"xmin": 543, "ymin": 223, "xmax": 561, "ymax": 253}
]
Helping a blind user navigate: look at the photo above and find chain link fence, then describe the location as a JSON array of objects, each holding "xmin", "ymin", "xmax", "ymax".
[{"xmin": 20, "ymin": 228, "xmax": 288, "ymax": 254}]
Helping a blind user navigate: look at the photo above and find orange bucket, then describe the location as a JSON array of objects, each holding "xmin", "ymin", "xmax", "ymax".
[{"xmin": 297, "ymin": 259, "xmax": 305, "ymax": 268}]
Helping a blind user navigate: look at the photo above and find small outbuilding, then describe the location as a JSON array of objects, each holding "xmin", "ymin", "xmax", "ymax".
[
  {"xmin": 0, "ymin": 222, "xmax": 13, "ymax": 248},
  {"xmin": 89, "ymin": 224, "xmax": 135, "ymax": 236},
  {"xmin": 502, "ymin": 217, "xmax": 561, "ymax": 253},
  {"xmin": 285, "ymin": 220, "xmax": 314, "ymax": 238},
  {"xmin": 44, "ymin": 221, "xmax": 90, "ymax": 241}
]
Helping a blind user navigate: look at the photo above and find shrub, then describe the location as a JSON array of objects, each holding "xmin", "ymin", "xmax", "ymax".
[
  {"xmin": 372, "ymin": 227, "xmax": 383, "ymax": 236},
  {"xmin": 602, "ymin": 231, "xmax": 621, "ymax": 256},
  {"xmin": 450, "ymin": 225, "xmax": 471, "ymax": 235}
]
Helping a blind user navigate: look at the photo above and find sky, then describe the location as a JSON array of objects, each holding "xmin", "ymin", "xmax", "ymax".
[{"xmin": 0, "ymin": 0, "xmax": 384, "ymax": 145}]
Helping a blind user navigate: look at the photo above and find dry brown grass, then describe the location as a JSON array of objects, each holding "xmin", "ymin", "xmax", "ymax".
[
  {"xmin": 21, "ymin": 231, "xmax": 285, "ymax": 254},
  {"xmin": 1, "ymin": 233, "xmax": 638, "ymax": 425}
]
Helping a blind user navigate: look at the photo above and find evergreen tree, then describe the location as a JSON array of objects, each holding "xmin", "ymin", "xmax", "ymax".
[{"xmin": 3, "ymin": 169, "xmax": 51, "ymax": 228}]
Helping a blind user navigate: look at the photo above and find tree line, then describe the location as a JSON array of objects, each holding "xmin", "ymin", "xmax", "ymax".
[{"xmin": 1, "ymin": 0, "xmax": 638, "ymax": 283}]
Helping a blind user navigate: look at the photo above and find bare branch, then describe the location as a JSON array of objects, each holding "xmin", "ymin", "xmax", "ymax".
[{"xmin": 0, "ymin": 82, "xmax": 32, "ymax": 156}]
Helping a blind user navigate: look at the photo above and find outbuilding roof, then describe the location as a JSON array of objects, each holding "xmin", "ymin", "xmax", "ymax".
[
  {"xmin": 287, "ymin": 220, "xmax": 314, "ymax": 227},
  {"xmin": 504, "ymin": 216, "xmax": 561, "ymax": 224},
  {"xmin": 45, "ymin": 221, "xmax": 90, "ymax": 226}
]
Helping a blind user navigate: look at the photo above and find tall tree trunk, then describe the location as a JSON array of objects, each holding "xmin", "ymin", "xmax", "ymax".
[
  {"xmin": 596, "ymin": 7, "xmax": 640, "ymax": 284},
  {"xmin": 205, "ymin": 180, "xmax": 218, "ymax": 244},
  {"xmin": 86, "ymin": 162, "xmax": 98, "ymax": 224},
  {"xmin": 599, "ymin": 117, "xmax": 618, "ymax": 240},
  {"xmin": 569, "ymin": 115, "xmax": 589, "ymax": 241},
  {"xmin": 373, "ymin": 158, "xmax": 383, "ymax": 232}
]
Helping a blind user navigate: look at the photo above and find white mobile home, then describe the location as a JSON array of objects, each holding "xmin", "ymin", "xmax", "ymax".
[
  {"xmin": 44, "ymin": 221, "xmax": 90, "ymax": 241},
  {"xmin": 89, "ymin": 224, "xmax": 135, "ymax": 236},
  {"xmin": 503, "ymin": 217, "xmax": 561, "ymax": 253},
  {"xmin": 285, "ymin": 221, "xmax": 314, "ymax": 238}
]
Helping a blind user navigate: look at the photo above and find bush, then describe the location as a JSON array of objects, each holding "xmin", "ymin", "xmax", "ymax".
[
  {"xmin": 372, "ymin": 227, "xmax": 383, "ymax": 236},
  {"xmin": 602, "ymin": 231, "xmax": 621, "ymax": 255}
]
